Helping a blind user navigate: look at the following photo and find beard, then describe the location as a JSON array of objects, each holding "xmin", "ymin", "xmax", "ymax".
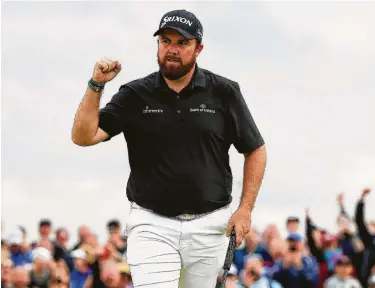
[{"xmin": 157, "ymin": 52, "xmax": 196, "ymax": 81}]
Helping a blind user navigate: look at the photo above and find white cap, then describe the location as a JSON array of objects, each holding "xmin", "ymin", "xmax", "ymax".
[
  {"xmin": 71, "ymin": 249, "xmax": 87, "ymax": 260},
  {"xmin": 7, "ymin": 228, "xmax": 23, "ymax": 245},
  {"xmin": 228, "ymin": 264, "xmax": 238, "ymax": 275},
  {"xmin": 32, "ymin": 247, "xmax": 51, "ymax": 262}
]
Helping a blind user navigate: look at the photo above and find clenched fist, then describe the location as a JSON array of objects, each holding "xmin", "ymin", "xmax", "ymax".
[{"xmin": 92, "ymin": 57, "xmax": 122, "ymax": 83}]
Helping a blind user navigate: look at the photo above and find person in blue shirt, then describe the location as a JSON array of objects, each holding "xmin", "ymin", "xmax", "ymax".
[
  {"xmin": 272, "ymin": 233, "xmax": 319, "ymax": 288},
  {"xmin": 7, "ymin": 228, "xmax": 33, "ymax": 267},
  {"xmin": 70, "ymin": 248, "xmax": 92, "ymax": 288}
]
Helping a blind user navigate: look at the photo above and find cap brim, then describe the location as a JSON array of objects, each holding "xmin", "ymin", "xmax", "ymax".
[{"xmin": 153, "ymin": 26, "xmax": 195, "ymax": 40}]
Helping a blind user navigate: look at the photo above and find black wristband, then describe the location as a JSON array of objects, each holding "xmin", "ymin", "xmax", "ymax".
[{"xmin": 88, "ymin": 78, "xmax": 105, "ymax": 92}]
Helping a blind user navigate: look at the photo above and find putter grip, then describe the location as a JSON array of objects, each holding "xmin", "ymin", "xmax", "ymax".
[{"xmin": 223, "ymin": 230, "xmax": 236, "ymax": 271}]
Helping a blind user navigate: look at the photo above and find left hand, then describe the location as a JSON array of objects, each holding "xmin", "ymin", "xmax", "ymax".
[{"xmin": 226, "ymin": 207, "xmax": 251, "ymax": 247}]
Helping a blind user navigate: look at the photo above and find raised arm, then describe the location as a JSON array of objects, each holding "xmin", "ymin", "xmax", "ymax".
[
  {"xmin": 72, "ymin": 58, "xmax": 121, "ymax": 146},
  {"xmin": 355, "ymin": 188, "xmax": 372, "ymax": 248},
  {"xmin": 305, "ymin": 209, "xmax": 325, "ymax": 263}
]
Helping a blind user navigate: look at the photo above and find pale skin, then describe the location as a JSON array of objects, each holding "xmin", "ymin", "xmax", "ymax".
[{"xmin": 72, "ymin": 29, "xmax": 266, "ymax": 247}]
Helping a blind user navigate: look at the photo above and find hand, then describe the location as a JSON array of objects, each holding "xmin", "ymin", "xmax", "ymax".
[
  {"xmin": 305, "ymin": 208, "xmax": 310, "ymax": 219},
  {"xmin": 361, "ymin": 188, "xmax": 371, "ymax": 200},
  {"xmin": 92, "ymin": 57, "xmax": 121, "ymax": 83},
  {"xmin": 226, "ymin": 208, "xmax": 251, "ymax": 247},
  {"xmin": 337, "ymin": 193, "xmax": 344, "ymax": 205}
]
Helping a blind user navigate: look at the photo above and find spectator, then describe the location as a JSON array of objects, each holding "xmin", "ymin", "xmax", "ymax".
[
  {"xmin": 1, "ymin": 258, "xmax": 14, "ymax": 287},
  {"xmin": 355, "ymin": 188, "xmax": 375, "ymax": 287},
  {"xmin": 72, "ymin": 225, "xmax": 91, "ymax": 251},
  {"xmin": 286, "ymin": 217, "xmax": 300, "ymax": 234},
  {"xmin": 50, "ymin": 259, "xmax": 70, "ymax": 288},
  {"xmin": 323, "ymin": 255, "xmax": 362, "ymax": 288},
  {"xmin": 29, "ymin": 247, "xmax": 53, "ymax": 288},
  {"xmin": 106, "ymin": 220, "xmax": 127, "ymax": 256},
  {"xmin": 258, "ymin": 224, "xmax": 281, "ymax": 267},
  {"xmin": 306, "ymin": 208, "xmax": 343, "ymax": 286},
  {"xmin": 53, "ymin": 228, "xmax": 69, "ymax": 262},
  {"xmin": 234, "ymin": 254, "xmax": 282, "ymax": 288},
  {"xmin": 98, "ymin": 259, "xmax": 132, "ymax": 288},
  {"xmin": 272, "ymin": 233, "xmax": 319, "ymax": 288},
  {"xmin": 234, "ymin": 228, "xmax": 261, "ymax": 273},
  {"xmin": 11, "ymin": 266, "xmax": 31, "ymax": 288},
  {"xmin": 70, "ymin": 248, "xmax": 92, "ymax": 288},
  {"xmin": 7, "ymin": 227, "xmax": 33, "ymax": 267}
]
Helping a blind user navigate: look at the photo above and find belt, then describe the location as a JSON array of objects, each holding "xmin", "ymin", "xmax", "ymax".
[{"xmin": 130, "ymin": 202, "xmax": 230, "ymax": 222}]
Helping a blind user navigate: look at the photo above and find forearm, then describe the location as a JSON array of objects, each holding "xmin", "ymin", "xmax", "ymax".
[
  {"xmin": 239, "ymin": 145, "xmax": 266, "ymax": 211},
  {"xmin": 72, "ymin": 87, "xmax": 102, "ymax": 145}
]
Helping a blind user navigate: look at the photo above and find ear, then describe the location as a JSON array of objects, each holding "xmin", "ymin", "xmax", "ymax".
[{"xmin": 195, "ymin": 43, "xmax": 204, "ymax": 57}]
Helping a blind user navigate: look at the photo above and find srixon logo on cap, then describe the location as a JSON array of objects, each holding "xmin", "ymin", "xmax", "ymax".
[{"xmin": 161, "ymin": 15, "xmax": 193, "ymax": 27}]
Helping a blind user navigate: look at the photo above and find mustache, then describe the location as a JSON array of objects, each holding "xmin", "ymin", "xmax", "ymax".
[{"xmin": 165, "ymin": 55, "xmax": 181, "ymax": 62}]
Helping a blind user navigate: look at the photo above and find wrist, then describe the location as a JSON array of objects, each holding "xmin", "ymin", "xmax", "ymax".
[{"xmin": 88, "ymin": 78, "xmax": 105, "ymax": 92}]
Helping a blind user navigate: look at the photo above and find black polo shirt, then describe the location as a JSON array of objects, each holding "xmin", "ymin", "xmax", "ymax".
[{"xmin": 98, "ymin": 65, "xmax": 264, "ymax": 217}]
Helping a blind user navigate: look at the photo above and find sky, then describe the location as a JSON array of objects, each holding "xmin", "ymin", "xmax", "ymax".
[{"xmin": 1, "ymin": 1, "xmax": 375, "ymax": 246}]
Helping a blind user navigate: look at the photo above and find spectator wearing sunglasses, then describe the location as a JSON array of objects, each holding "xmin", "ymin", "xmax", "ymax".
[{"xmin": 234, "ymin": 254, "xmax": 282, "ymax": 288}]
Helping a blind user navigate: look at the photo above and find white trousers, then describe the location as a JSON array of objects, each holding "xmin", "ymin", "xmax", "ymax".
[{"xmin": 125, "ymin": 203, "xmax": 232, "ymax": 288}]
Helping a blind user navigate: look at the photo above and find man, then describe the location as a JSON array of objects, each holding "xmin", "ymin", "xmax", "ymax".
[
  {"xmin": 106, "ymin": 220, "xmax": 127, "ymax": 256},
  {"xmin": 233, "ymin": 254, "xmax": 282, "ymax": 288},
  {"xmin": 355, "ymin": 188, "xmax": 375, "ymax": 286},
  {"xmin": 31, "ymin": 219, "xmax": 54, "ymax": 250},
  {"xmin": 70, "ymin": 249, "xmax": 93, "ymax": 288},
  {"xmin": 286, "ymin": 217, "xmax": 300, "ymax": 234},
  {"xmin": 323, "ymin": 255, "xmax": 362, "ymax": 288},
  {"xmin": 272, "ymin": 233, "xmax": 319, "ymax": 288},
  {"xmin": 7, "ymin": 227, "xmax": 33, "ymax": 267},
  {"xmin": 72, "ymin": 9, "xmax": 266, "ymax": 288}
]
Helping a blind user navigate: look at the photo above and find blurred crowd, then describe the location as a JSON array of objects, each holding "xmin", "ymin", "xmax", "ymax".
[
  {"xmin": 1, "ymin": 188, "xmax": 374, "ymax": 288},
  {"xmin": 1, "ymin": 219, "xmax": 132, "ymax": 288},
  {"xmin": 217, "ymin": 188, "xmax": 375, "ymax": 288}
]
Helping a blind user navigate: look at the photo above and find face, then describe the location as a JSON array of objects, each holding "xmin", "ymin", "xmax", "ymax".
[
  {"xmin": 79, "ymin": 226, "xmax": 91, "ymax": 243},
  {"xmin": 242, "ymin": 258, "xmax": 263, "ymax": 286},
  {"xmin": 244, "ymin": 229, "xmax": 259, "ymax": 250},
  {"xmin": 287, "ymin": 221, "xmax": 299, "ymax": 233},
  {"xmin": 368, "ymin": 222, "xmax": 375, "ymax": 234},
  {"xmin": 74, "ymin": 258, "xmax": 87, "ymax": 272},
  {"xmin": 1, "ymin": 259, "xmax": 12, "ymax": 282},
  {"xmin": 269, "ymin": 239, "xmax": 288, "ymax": 260},
  {"xmin": 157, "ymin": 29, "xmax": 203, "ymax": 80},
  {"xmin": 335, "ymin": 263, "xmax": 352, "ymax": 278},
  {"xmin": 100, "ymin": 261, "xmax": 120, "ymax": 288},
  {"xmin": 39, "ymin": 225, "xmax": 51, "ymax": 238},
  {"xmin": 288, "ymin": 240, "xmax": 304, "ymax": 253},
  {"xmin": 12, "ymin": 268, "xmax": 30, "ymax": 288},
  {"xmin": 56, "ymin": 230, "xmax": 69, "ymax": 247}
]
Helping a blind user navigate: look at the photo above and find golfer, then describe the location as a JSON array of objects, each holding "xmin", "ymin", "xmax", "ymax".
[{"xmin": 72, "ymin": 9, "xmax": 267, "ymax": 288}]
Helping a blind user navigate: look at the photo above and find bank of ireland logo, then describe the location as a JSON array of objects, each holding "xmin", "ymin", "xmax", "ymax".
[{"xmin": 190, "ymin": 104, "xmax": 215, "ymax": 114}]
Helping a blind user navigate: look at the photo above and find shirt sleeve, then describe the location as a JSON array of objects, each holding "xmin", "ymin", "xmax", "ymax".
[
  {"xmin": 98, "ymin": 85, "xmax": 132, "ymax": 141},
  {"xmin": 226, "ymin": 81, "xmax": 265, "ymax": 153}
]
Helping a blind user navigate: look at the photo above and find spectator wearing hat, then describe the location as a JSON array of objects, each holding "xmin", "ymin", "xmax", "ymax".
[
  {"xmin": 234, "ymin": 254, "xmax": 282, "ymax": 288},
  {"xmin": 29, "ymin": 247, "xmax": 53, "ymax": 288},
  {"xmin": 272, "ymin": 233, "xmax": 319, "ymax": 288},
  {"xmin": 70, "ymin": 249, "xmax": 92, "ymax": 288},
  {"xmin": 355, "ymin": 188, "xmax": 375, "ymax": 287},
  {"xmin": 323, "ymin": 255, "xmax": 362, "ymax": 288},
  {"xmin": 286, "ymin": 217, "xmax": 300, "ymax": 234},
  {"xmin": 7, "ymin": 227, "xmax": 33, "ymax": 267}
]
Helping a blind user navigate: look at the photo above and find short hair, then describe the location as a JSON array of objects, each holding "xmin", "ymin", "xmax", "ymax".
[
  {"xmin": 39, "ymin": 219, "xmax": 51, "ymax": 227},
  {"xmin": 107, "ymin": 220, "xmax": 120, "ymax": 232},
  {"xmin": 286, "ymin": 217, "xmax": 300, "ymax": 224}
]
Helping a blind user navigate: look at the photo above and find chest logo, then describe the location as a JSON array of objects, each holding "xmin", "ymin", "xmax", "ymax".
[
  {"xmin": 190, "ymin": 104, "xmax": 216, "ymax": 114},
  {"xmin": 142, "ymin": 105, "xmax": 163, "ymax": 114}
]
